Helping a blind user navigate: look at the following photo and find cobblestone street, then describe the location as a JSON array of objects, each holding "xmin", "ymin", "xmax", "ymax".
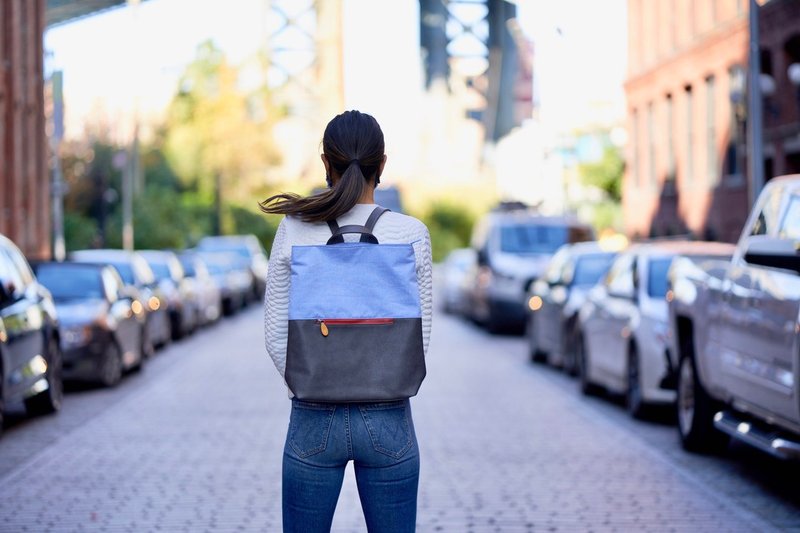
[{"xmin": 0, "ymin": 301, "xmax": 798, "ymax": 532}]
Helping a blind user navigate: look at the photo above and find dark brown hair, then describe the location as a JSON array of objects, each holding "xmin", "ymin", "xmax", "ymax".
[{"xmin": 259, "ymin": 110, "xmax": 385, "ymax": 223}]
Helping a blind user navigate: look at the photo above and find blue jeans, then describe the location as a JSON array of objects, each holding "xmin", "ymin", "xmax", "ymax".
[{"xmin": 282, "ymin": 398, "xmax": 420, "ymax": 533}]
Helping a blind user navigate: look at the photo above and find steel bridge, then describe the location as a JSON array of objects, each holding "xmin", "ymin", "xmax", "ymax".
[{"xmin": 1, "ymin": 0, "xmax": 530, "ymax": 259}]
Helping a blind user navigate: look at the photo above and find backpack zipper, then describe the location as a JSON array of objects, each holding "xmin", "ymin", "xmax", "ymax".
[{"xmin": 317, "ymin": 318, "xmax": 395, "ymax": 337}]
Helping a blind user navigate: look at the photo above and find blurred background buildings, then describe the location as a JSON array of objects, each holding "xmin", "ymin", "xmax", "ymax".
[
  {"xmin": 14, "ymin": 1, "xmax": 800, "ymax": 261},
  {"xmin": 625, "ymin": 0, "xmax": 800, "ymax": 242}
]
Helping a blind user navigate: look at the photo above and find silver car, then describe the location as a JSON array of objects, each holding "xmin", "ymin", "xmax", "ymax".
[
  {"xmin": 526, "ymin": 241, "xmax": 619, "ymax": 372},
  {"xmin": 576, "ymin": 242, "xmax": 730, "ymax": 418},
  {"xmin": 441, "ymin": 248, "xmax": 476, "ymax": 315}
]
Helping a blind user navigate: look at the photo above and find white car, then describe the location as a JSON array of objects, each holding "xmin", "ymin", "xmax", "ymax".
[
  {"xmin": 468, "ymin": 207, "xmax": 595, "ymax": 333},
  {"xmin": 575, "ymin": 242, "xmax": 731, "ymax": 418},
  {"xmin": 441, "ymin": 248, "xmax": 476, "ymax": 315}
]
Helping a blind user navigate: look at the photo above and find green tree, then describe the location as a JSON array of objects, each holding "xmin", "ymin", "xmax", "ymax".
[
  {"xmin": 163, "ymin": 41, "xmax": 282, "ymax": 233},
  {"xmin": 578, "ymin": 146, "xmax": 624, "ymax": 202},
  {"xmin": 419, "ymin": 202, "xmax": 476, "ymax": 262}
]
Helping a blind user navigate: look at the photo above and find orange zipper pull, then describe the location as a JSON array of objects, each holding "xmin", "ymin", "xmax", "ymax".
[{"xmin": 320, "ymin": 321, "xmax": 329, "ymax": 337}]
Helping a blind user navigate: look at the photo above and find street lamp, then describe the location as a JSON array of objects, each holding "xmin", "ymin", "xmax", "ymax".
[{"xmin": 789, "ymin": 63, "xmax": 800, "ymax": 110}]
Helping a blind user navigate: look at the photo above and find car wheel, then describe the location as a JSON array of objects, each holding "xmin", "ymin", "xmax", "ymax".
[
  {"xmin": 527, "ymin": 316, "xmax": 547, "ymax": 363},
  {"xmin": 576, "ymin": 333, "xmax": 600, "ymax": 396},
  {"xmin": 626, "ymin": 344, "xmax": 647, "ymax": 419},
  {"xmin": 676, "ymin": 354, "xmax": 728, "ymax": 453},
  {"xmin": 486, "ymin": 315, "xmax": 503, "ymax": 334},
  {"xmin": 161, "ymin": 315, "xmax": 173, "ymax": 346},
  {"xmin": 562, "ymin": 319, "xmax": 579, "ymax": 376},
  {"xmin": 24, "ymin": 336, "xmax": 63, "ymax": 416},
  {"xmin": 129, "ymin": 330, "xmax": 147, "ymax": 374},
  {"xmin": 140, "ymin": 325, "xmax": 154, "ymax": 360},
  {"xmin": 170, "ymin": 312, "xmax": 184, "ymax": 341},
  {"xmin": 99, "ymin": 342, "xmax": 123, "ymax": 387}
]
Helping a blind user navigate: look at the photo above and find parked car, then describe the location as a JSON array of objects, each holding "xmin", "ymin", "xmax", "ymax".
[
  {"xmin": 194, "ymin": 251, "xmax": 250, "ymax": 316},
  {"xmin": 668, "ymin": 175, "xmax": 800, "ymax": 458},
  {"xmin": 374, "ymin": 186, "xmax": 405, "ymax": 214},
  {"xmin": 177, "ymin": 252, "xmax": 222, "ymax": 326},
  {"xmin": 138, "ymin": 250, "xmax": 197, "ymax": 339},
  {"xmin": 196, "ymin": 235, "xmax": 266, "ymax": 301},
  {"xmin": 441, "ymin": 248, "xmax": 477, "ymax": 315},
  {"xmin": 32, "ymin": 262, "xmax": 146, "ymax": 386},
  {"xmin": 0, "ymin": 234, "xmax": 62, "ymax": 432},
  {"xmin": 526, "ymin": 241, "xmax": 620, "ymax": 372},
  {"xmin": 69, "ymin": 249, "xmax": 171, "ymax": 349},
  {"xmin": 467, "ymin": 206, "xmax": 595, "ymax": 332},
  {"xmin": 575, "ymin": 241, "xmax": 734, "ymax": 419}
]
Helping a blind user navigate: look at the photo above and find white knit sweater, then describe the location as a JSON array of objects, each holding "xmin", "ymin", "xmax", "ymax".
[{"xmin": 263, "ymin": 203, "xmax": 433, "ymax": 395}]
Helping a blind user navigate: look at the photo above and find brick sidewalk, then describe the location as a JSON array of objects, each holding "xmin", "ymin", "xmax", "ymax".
[{"xmin": 0, "ymin": 307, "xmax": 778, "ymax": 532}]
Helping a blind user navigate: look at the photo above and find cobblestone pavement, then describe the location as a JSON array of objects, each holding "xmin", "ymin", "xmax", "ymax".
[{"xmin": 0, "ymin": 299, "xmax": 798, "ymax": 532}]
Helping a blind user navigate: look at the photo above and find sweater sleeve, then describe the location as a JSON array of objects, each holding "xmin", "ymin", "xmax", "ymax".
[
  {"xmin": 414, "ymin": 226, "xmax": 434, "ymax": 356},
  {"xmin": 264, "ymin": 217, "xmax": 290, "ymax": 378}
]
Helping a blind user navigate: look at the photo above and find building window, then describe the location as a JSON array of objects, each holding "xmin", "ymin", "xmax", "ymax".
[
  {"xmin": 705, "ymin": 76, "xmax": 717, "ymax": 185},
  {"xmin": 647, "ymin": 102, "xmax": 656, "ymax": 187},
  {"xmin": 727, "ymin": 65, "xmax": 745, "ymax": 179},
  {"xmin": 666, "ymin": 94, "xmax": 675, "ymax": 181},
  {"xmin": 685, "ymin": 85, "xmax": 694, "ymax": 184}
]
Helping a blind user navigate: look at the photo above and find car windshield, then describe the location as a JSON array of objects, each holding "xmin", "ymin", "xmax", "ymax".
[
  {"xmin": 148, "ymin": 262, "xmax": 172, "ymax": 281},
  {"xmin": 108, "ymin": 262, "xmax": 135, "ymax": 285},
  {"xmin": 198, "ymin": 240, "xmax": 251, "ymax": 259},
  {"xmin": 573, "ymin": 254, "xmax": 616, "ymax": 286},
  {"xmin": 500, "ymin": 224, "xmax": 569, "ymax": 255},
  {"xmin": 647, "ymin": 258, "xmax": 673, "ymax": 298},
  {"xmin": 180, "ymin": 258, "xmax": 196, "ymax": 277},
  {"xmin": 35, "ymin": 265, "xmax": 104, "ymax": 300}
]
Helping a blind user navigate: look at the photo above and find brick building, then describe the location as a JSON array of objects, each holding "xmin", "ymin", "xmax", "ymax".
[
  {"xmin": 624, "ymin": 0, "xmax": 800, "ymax": 242},
  {"xmin": 1, "ymin": 1, "xmax": 128, "ymax": 259},
  {"xmin": 1, "ymin": 0, "xmax": 49, "ymax": 259}
]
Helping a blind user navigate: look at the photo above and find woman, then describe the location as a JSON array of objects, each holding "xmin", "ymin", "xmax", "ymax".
[{"xmin": 261, "ymin": 110, "xmax": 433, "ymax": 532}]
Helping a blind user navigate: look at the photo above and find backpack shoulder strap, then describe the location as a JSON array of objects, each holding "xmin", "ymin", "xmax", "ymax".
[
  {"xmin": 363, "ymin": 206, "xmax": 390, "ymax": 233},
  {"xmin": 326, "ymin": 206, "xmax": 391, "ymax": 245}
]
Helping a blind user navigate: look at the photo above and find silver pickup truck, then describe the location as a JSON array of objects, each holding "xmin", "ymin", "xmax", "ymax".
[{"xmin": 667, "ymin": 175, "xmax": 800, "ymax": 459}]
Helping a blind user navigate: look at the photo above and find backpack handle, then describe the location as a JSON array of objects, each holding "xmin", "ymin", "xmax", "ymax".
[{"xmin": 326, "ymin": 206, "xmax": 390, "ymax": 245}]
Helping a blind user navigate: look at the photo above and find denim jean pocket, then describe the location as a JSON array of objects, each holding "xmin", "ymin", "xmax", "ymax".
[
  {"xmin": 288, "ymin": 401, "xmax": 336, "ymax": 458},
  {"xmin": 358, "ymin": 402, "xmax": 413, "ymax": 459}
]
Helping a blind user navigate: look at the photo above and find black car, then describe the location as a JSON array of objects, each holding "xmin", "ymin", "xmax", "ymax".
[
  {"xmin": 138, "ymin": 250, "xmax": 197, "ymax": 339},
  {"xmin": 32, "ymin": 262, "xmax": 146, "ymax": 387},
  {"xmin": 194, "ymin": 250, "xmax": 250, "ymax": 316},
  {"xmin": 70, "ymin": 249, "xmax": 171, "ymax": 349},
  {"xmin": 196, "ymin": 235, "xmax": 266, "ymax": 301},
  {"xmin": 0, "ymin": 234, "xmax": 62, "ymax": 433}
]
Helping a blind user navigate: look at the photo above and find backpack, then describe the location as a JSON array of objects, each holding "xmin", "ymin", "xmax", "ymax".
[{"xmin": 285, "ymin": 206, "xmax": 426, "ymax": 402}]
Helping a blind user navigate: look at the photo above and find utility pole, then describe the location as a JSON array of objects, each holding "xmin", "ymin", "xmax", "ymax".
[
  {"xmin": 49, "ymin": 70, "xmax": 66, "ymax": 261},
  {"xmin": 122, "ymin": 0, "xmax": 141, "ymax": 251},
  {"xmin": 747, "ymin": 0, "xmax": 764, "ymax": 207}
]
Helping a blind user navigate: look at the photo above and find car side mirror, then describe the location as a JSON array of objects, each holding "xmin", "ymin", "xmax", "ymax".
[
  {"xmin": 0, "ymin": 280, "xmax": 17, "ymax": 305},
  {"xmin": 743, "ymin": 236, "xmax": 800, "ymax": 274}
]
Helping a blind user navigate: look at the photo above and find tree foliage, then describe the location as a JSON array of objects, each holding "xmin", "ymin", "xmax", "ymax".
[
  {"xmin": 578, "ymin": 146, "xmax": 624, "ymax": 202},
  {"xmin": 418, "ymin": 202, "xmax": 476, "ymax": 262},
  {"xmin": 60, "ymin": 42, "xmax": 284, "ymax": 253},
  {"xmin": 163, "ymin": 41, "xmax": 282, "ymax": 205}
]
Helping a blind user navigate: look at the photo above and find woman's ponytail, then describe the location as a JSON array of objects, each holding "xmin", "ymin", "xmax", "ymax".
[{"xmin": 260, "ymin": 111, "xmax": 384, "ymax": 223}]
